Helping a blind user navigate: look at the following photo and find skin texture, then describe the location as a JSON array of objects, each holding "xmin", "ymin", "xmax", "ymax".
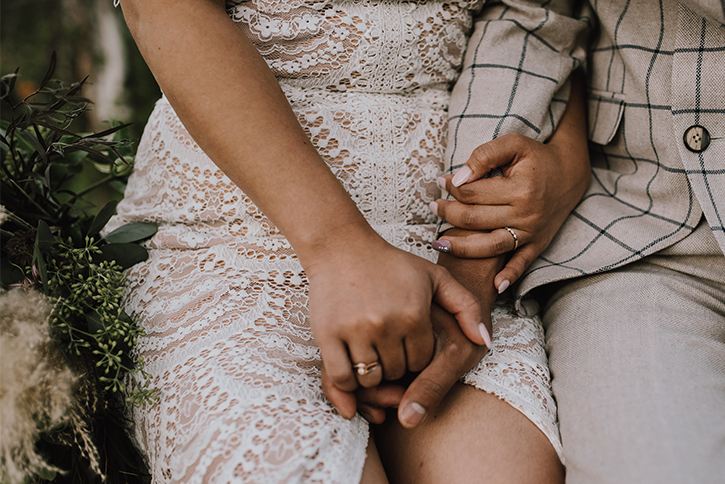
[{"xmin": 434, "ymin": 71, "xmax": 591, "ymax": 292}]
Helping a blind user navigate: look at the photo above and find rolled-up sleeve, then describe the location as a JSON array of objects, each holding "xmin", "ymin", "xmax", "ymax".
[{"xmin": 444, "ymin": 0, "xmax": 591, "ymax": 174}]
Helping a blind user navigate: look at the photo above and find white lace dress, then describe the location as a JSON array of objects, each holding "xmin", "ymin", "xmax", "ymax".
[{"xmin": 109, "ymin": 0, "xmax": 561, "ymax": 482}]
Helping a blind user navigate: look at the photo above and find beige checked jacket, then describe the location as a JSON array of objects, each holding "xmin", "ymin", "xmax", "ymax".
[{"xmin": 444, "ymin": 0, "xmax": 725, "ymax": 315}]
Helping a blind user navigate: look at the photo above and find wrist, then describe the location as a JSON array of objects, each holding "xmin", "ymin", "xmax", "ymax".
[{"xmin": 295, "ymin": 220, "xmax": 388, "ymax": 275}]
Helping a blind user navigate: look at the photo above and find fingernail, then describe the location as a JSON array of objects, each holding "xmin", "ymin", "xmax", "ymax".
[
  {"xmin": 431, "ymin": 240, "xmax": 451, "ymax": 253},
  {"xmin": 401, "ymin": 402, "xmax": 426, "ymax": 427},
  {"xmin": 451, "ymin": 166, "xmax": 472, "ymax": 187},
  {"xmin": 429, "ymin": 201, "xmax": 439, "ymax": 217},
  {"xmin": 497, "ymin": 279, "xmax": 510, "ymax": 294},
  {"xmin": 437, "ymin": 176, "xmax": 446, "ymax": 190},
  {"xmin": 479, "ymin": 323, "xmax": 492, "ymax": 349}
]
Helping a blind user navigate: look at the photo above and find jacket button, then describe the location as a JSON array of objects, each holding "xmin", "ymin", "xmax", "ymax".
[{"xmin": 683, "ymin": 125, "xmax": 710, "ymax": 153}]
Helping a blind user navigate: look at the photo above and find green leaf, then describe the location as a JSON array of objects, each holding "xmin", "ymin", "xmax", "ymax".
[
  {"xmin": 34, "ymin": 466, "xmax": 57, "ymax": 481},
  {"xmin": 35, "ymin": 220, "xmax": 56, "ymax": 253},
  {"xmin": 98, "ymin": 243, "xmax": 149, "ymax": 269},
  {"xmin": 0, "ymin": 69, "xmax": 18, "ymax": 99},
  {"xmin": 39, "ymin": 51, "xmax": 57, "ymax": 89},
  {"xmin": 87, "ymin": 200, "xmax": 118, "ymax": 237},
  {"xmin": 108, "ymin": 179, "xmax": 128, "ymax": 194},
  {"xmin": 32, "ymin": 220, "xmax": 54, "ymax": 289},
  {"xmin": 32, "ymin": 244, "xmax": 48, "ymax": 289},
  {"xmin": 84, "ymin": 122, "xmax": 132, "ymax": 140},
  {"xmin": 103, "ymin": 222, "xmax": 157, "ymax": 244},
  {"xmin": 85, "ymin": 310, "xmax": 104, "ymax": 333}
]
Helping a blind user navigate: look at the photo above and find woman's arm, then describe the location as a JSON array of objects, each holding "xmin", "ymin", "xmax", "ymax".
[
  {"xmin": 119, "ymin": 0, "xmax": 486, "ymax": 421},
  {"xmin": 121, "ymin": 0, "xmax": 371, "ymax": 260}
]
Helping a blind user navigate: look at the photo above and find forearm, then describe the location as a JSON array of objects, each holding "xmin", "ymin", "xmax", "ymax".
[
  {"xmin": 436, "ymin": 252, "xmax": 504, "ymax": 337},
  {"xmin": 120, "ymin": 0, "xmax": 380, "ymax": 266},
  {"xmin": 545, "ymin": 68, "xmax": 591, "ymax": 211}
]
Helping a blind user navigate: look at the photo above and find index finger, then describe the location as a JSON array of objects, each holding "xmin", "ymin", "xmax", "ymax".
[
  {"xmin": 438, "ymin": 174, "xmax": 513, "ymax": 206},
  {"xmin": 449, "ymin": 133, "xmax": 532, "ymax": 187},
  {"xmin": 396, "ymin": 306, "xmax": 486, "ymax": 428}
]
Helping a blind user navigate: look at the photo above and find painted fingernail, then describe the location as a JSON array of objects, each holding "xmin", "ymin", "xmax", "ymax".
[
  {"xmin": 479, "ymin": 323, "xmax": 492, "ymax": 349},
  {"xmin": 431, "ymin": 240, "xmax": 451, "ymax": 253},
  {"xmin": 497, "ymin": 279, "xmax": 510, "ymax": 294},
  {"xmin": 437, "ymin": 176, "xmax": 447, "ymax": 190},
  {"xmin": 429, "ymin": 201, "xmax": 439, "ymax": 217},
  {"xmin": 451, "ymin": 166, "xmax": 472, "ymax": 187},
  {"xmin": 401, "ymin": 402, "xmax": 426, "ymax": 427}
]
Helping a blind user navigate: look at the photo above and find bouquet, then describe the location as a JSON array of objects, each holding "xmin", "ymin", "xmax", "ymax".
[{"xmin": 1, "ymin": 54, "xmax": 155, "ymax": 483}]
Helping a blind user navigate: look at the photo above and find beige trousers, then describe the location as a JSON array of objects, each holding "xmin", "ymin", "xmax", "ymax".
[{"xmin": 542, "ymin": 218, "xmax": 725, "ymax": 484}]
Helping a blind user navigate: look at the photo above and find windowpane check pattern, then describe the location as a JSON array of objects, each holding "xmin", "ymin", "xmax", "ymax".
[{"xmin": 442, "ymin": 1, "xmax": 725, "ymax": 314}]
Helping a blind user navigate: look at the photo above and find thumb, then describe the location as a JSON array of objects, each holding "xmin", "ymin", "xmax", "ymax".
[
  {"xmin": 396, "ymin": 354, "xmax": 458, "ymax": 428},
  {"xmin": 431, "ymin": 267, "xmax": 487, "ymax": 347},
  {"xmin": 451, "ymin": 133, "xmax": 530, "ymax": 187}
]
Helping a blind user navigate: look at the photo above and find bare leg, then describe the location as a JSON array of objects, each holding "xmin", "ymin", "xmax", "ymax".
[
  {"xmin": 373, "ymin": 383, "xmax": 563, "ymax": 484},
  {"xmin": 360, "ymin": 433, "xmax": 390, "ymax": 484}
]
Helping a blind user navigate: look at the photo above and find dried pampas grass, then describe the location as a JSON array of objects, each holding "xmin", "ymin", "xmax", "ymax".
[{"xmin": 0, "ymin": 289, "xmax": 74, "ymax": 483}]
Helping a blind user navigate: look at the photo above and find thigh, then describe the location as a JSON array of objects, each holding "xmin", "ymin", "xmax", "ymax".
[
  {"xmin": 373, "ymin": 383, "xmax": 564, "ymax": 484},
  {"xmin": 543, "ymin": 263, "xmax": 725, "ymax": 484}
]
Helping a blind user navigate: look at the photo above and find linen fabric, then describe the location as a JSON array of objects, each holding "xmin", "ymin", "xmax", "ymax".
[{"xmin": 543, "ymin": 218, "xmax": 725, "ymax": 483}]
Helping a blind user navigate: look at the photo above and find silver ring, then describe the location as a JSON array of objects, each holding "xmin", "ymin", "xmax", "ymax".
[
  {"xmin": 504, "ymin": 227, "xmax": 519, "ymax": 251},
  {"xmin": 353, "ymin": 361, "xmax": 380, "ymax": 376}
]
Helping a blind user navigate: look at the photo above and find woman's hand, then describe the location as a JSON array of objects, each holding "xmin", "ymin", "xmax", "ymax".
[
  {"xmin": 320, "ymin": 251, "xmax": 502, "ymax": 428},
  {"xmin": 431, "ymin": 71, "xmax": 590, "ymax": 292},
  {"xmin": 307, "ymin": 236, "xmax": 485, "ymax": 396}
]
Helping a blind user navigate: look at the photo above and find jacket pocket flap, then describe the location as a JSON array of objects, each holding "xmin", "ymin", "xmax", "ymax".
[{"xmin": 587, "ymin": 89, "xmax": 625, "ymax": 145}]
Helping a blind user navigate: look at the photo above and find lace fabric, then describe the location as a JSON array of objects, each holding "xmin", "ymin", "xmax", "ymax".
[{"xmin": 110, "ymin": 1, "xmax": 561, "ymax": 481}]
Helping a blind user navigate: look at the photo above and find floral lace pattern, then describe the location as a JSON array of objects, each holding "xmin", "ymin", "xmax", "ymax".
[{"xmin": 110, "ymin": 0, "xmax": 561, "ymax": 481}]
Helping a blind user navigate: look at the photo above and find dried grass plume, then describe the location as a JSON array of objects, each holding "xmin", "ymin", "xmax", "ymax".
[{"xmin": 0, "ymin": 289, "xmax": 74, "ymax": 483}]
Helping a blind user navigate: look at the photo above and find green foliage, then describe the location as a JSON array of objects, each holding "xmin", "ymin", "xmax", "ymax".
[
  {"xmin": 1, "ymin": 55, "xmax": 155, "ymax": 483},
  {"xmin": 1, "ymin": 53, "xmax": 135, "ymax": 227}
]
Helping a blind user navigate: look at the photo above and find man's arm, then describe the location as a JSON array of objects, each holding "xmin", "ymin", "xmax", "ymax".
[{"xmin": 445, "ymin": 0, "xmax": 590, "ymax": 172}]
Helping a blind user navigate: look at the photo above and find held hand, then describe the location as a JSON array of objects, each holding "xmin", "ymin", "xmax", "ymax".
[
  {"xmin": 307, "ymin": 237, "xmax": 485, "ymax": 400},
  {"xmin": 321, "ymin": 252, "xmax": 500, "ymax": 428},
  {"xmin": 433, "ymin": 131, "xmax": 590, "ymax": 291},
  {"xmin": 321, "ymin": 303, "xmax": 491, "ymax": 427}
]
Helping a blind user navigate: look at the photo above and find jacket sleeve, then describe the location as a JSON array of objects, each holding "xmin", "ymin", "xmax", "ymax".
[{"xmin": 443, "ymin": 0, "xmax": 591, "ymax": 175}]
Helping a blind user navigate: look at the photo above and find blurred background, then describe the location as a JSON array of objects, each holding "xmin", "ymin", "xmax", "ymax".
[{"xmin": 1, "ymin": 0, "xmax": 160, "ymax": 208}]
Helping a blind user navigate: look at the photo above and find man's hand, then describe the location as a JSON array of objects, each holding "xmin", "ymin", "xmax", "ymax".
[{"xmin": 321, "ymin": 303, "xmax": 489, "ymax": 426}]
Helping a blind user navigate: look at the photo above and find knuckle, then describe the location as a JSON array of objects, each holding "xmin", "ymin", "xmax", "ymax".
[
  {"xmin": 418, "ymin": 376, "xmax": 447, "ymax": 402},
  {"xmin": 454, "ymin": 241, "xmax": 472, "ymax": 258},
  {"xmin": 494, "ymin": 235, "xmax": 511, "ymax": 254},
  {"xmin": 461, "ymin": 207, "xmax": 481, "ymax": 229},
  {"xmin": 471, "ymin": 144, "xmax": 490, "ymax": 165},
  {"xmin": 442, "ymin": 340, "xmax": 463, "ymax": 359},
  {"xmin": 330, "ymin": 371, "xmax": 355, "ymax": 389},
  {"xmin": 508, "ymin": 132, "xmax": 529, "ymax": 149},
  {"xmin": 455, "ymin": 183, "xmax": 478, "ymax": 202}
]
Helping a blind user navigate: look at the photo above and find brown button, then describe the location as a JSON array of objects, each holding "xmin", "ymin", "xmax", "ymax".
[{"xmin": 683, "ymin": 125, "xmax": 711, "ymax": 153}]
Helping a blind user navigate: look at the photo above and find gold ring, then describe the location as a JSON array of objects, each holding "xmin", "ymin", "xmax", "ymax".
[
  {"xmin": 353, "ymin": 361, "xmax": 380, "ymax": 376},
  {"xmin": 504, "ymin": 227, "xmax": 519, "ymax": 251}
]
